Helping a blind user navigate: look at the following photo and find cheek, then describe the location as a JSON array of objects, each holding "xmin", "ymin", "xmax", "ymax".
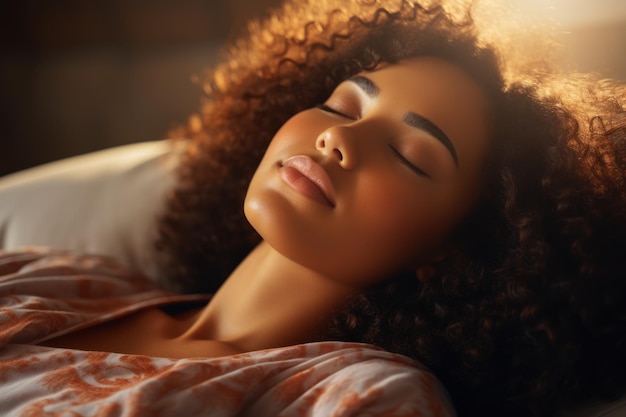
[{"xmin": 339, "ymin": 174, "xmax": 453, "ymax": 277}]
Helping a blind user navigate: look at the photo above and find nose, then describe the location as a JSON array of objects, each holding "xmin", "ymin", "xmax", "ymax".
[{"xmin": 315, "ymin": 125, "xmax": 357, "ymax": 169}]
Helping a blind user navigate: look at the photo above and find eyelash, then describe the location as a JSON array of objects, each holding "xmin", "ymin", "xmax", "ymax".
[
  {"xmin": 318, "ymin": 103, "xmax": 430, "ymax": 179},
  {"xmin": 388, "ymin": 145, "xmax": 431, "ymax": 178},
  {"xmin": 316, "ymin": 104, "xmax": 355, "ymax": 120}
]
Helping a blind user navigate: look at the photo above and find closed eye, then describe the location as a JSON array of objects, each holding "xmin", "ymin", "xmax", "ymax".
[
  {"xmin": 316, "ymin": 104, "xmax": 356, "ymax": 120},
  {"xmin": 388, "ymin": 144, "xmax": 431, "ymax": 178}
]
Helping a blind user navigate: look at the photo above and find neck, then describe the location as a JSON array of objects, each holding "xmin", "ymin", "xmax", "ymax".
[{"xmin": 182, "ymin": 242, "xmax": 358, "ymax": 352}]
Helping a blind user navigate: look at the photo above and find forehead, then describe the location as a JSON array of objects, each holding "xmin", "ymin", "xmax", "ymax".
[{"xmin": 360, "ymin": 57, "xmax": 493, "ymax": 170}]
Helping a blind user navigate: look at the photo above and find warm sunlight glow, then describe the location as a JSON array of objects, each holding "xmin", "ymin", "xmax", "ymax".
[
  {"xmin": 509, "ymin": 0, "xmax": 626, "ymax": 28},
  {"xmin": 471, "ymin": 0, "xmax": 626, "ymax": 79}
]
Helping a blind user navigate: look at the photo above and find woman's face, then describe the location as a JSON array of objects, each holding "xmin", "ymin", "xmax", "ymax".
[{"xmin": 245, "ymin": 57, "xmax": 493, "ymax": 287}]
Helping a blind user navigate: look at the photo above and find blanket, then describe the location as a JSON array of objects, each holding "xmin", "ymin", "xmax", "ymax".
[{"xmin": 0, "ymin": 248, "xmax": 456, "ymax": 417}]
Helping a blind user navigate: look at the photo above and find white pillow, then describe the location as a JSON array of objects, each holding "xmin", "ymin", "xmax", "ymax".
[{"xmin": 0, "ymin": 140, "xmax": 186, "ymax": 285}]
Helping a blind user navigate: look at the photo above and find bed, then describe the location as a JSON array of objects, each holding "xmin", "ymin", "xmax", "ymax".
[{"xmin": 0, "ymin": 140, "xmax": 624, "ymax": 416}]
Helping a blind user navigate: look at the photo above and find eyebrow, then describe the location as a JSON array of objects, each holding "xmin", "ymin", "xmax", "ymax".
[
  {"xmin": 348, "ymin": 75, "xmax": 379, "ymax": 98},
  {"xmin": 348, "ymin": 75, "xmax": 459, "ymax": 168},
  {"xmin": 402, "ymin": 112, "xmax": 459, "ymax": 167}
]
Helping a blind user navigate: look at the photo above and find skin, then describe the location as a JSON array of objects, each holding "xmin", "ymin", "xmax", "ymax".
[
  {"xmin": 245, "ymin": 56, "xmax": 493, "ymax": 286},
  {"xmin": 42, "ymin": 57, "xmax": 494, "ymax": 358}
]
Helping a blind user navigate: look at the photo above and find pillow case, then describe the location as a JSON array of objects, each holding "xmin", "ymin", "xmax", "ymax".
[{"xmin": 0, "ymin": 140, "xmax": 186, "ymax": 285}]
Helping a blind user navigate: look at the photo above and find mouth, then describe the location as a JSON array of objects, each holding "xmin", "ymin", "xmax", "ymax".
[{"xmin": 279, "ymin": 155, "xmax": 336, "ymax": 207}]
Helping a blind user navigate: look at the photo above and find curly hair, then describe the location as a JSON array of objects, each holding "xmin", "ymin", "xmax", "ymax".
[{"xmin": 156, "ymin": 0, "xmax": 626, "ymax": 415}]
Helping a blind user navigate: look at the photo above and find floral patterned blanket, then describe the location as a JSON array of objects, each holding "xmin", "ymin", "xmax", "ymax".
[{"xmin": 0, "ymin": 248, "xmax": 455, "ymax": 417}]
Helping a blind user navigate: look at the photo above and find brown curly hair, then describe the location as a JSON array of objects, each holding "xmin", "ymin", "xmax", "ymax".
[{"xmin": 156, "ymin": 0, "xmax": 626, "ymax": 415}]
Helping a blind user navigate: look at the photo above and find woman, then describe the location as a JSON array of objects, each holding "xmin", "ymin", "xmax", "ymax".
[
  {"xmin": 2, "ymin": 0, "xmax": 625, "ymax": 416},
  {"xmin": 155, "ymin": 0, "xmax": 626, "ymax": 415}
]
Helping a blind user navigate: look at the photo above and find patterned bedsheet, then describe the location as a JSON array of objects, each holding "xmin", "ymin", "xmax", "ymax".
[{"xmin": 0, "ymin": 248, "xmax": 455, "ymax": 417}]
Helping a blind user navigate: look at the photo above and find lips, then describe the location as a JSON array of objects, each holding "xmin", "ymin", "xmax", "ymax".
[{"xmin": 279, "ymin": 155, "xmax": 336, "ymax": 207}]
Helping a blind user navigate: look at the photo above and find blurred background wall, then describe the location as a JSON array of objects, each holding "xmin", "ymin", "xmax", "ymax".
[
  {"xmin": 1, "ymin": 0, "xmax": 625, "ymax": 177},
  {"xmin": 0, "ymin": 0, "xmax": 284, "ymax": 177}
]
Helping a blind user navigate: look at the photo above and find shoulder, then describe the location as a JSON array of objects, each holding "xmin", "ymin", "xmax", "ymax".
[
  {"xmin": 0, "ymin": 248, "xmax": 176, "ymax": 346},
  {"xmin": 316, "ymin": 352, "xmax": 455, "ymax": 417},
  {"xmin": 246, "ymin": 342, "xmax": 457, "ymax": 417}
]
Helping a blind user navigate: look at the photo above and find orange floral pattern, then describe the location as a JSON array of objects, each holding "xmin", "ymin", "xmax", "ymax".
[{"xmin": 0, "ymin": 248, "xmax": 456, "ymax": 416}]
